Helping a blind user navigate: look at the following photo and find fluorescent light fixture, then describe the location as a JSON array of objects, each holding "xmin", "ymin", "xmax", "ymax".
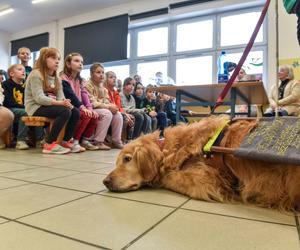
[
  {"xmin": 0, "ymin": 8, "xmax": 14, "ymax": 17},
  {"xmin": 32, "ymin": 0, "xmax": 47, "ymax": 4}
]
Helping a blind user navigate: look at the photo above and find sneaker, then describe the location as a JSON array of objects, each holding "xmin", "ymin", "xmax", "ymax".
[
  {"xmin": 0, "ymin": 138, "xmax": 5, "ymax": 149},
  {"xmin": 71, "ymin": 142, "xmax": 86, "ymax": 153},
  {"xmin": 42, "ymin": 142, "xmax": 71, "ymax": 154},
  {"xmin": 94, "ymin": 142, "xmax": 111, "ymax": 150},
  {"xmin": 81, "ymin": 140, "xmax": 99, "ymax": 150},
  {"xmin": 61, "ymin": 140, "xmax": 74, "ymax": 149},
  {"xmin": 36, "ymin": 139, "xmax": 45, "ymax": 149},
  {"xmin": 15, "ymin": 141, "xmax": 30, "ymax": 150},
  {"xmin": 112, "ymin": 141, "xmax": 124, "ymax": 149}
]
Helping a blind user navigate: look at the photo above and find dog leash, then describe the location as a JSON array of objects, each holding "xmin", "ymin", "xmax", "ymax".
[{"xmin": 210, "ymin": 0, "xmax": 271, "ymax": 114}]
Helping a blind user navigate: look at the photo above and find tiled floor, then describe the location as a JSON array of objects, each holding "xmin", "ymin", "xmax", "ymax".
[{"xmin": 0, "ymin": 149, "xmax": 299, "ymax": 250}]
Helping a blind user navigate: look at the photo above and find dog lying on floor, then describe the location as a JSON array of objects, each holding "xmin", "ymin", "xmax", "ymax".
[{"xmin": 103, "ymin": 115, "xmax": 300, "ymax": 213}]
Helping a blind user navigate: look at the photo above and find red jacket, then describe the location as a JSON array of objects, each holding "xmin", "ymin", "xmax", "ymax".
[{"xmin": 107, "ymin": 87, "xmax": 124, "ymax": 113}]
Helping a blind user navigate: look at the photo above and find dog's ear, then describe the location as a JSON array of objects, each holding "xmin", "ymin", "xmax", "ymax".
[{"xmin": 134, "ymin": 143, "xmax": 162, "ymax": 182}]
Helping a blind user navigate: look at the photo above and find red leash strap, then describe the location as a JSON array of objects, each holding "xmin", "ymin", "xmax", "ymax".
[{"xmin": 210, "ymin": 0, "xmax": 271, "ymax": 114}]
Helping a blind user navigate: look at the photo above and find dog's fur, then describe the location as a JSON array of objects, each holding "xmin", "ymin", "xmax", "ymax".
[{"xmin": 103, "ymin": 116, "xmax": 300, "ymax": 212}]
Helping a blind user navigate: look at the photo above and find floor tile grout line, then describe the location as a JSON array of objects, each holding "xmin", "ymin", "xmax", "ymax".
[
  {"xmin": 0, "ymin": 165, "xmax": 83, "ymax": 174},
  {"xmin": 0, "ymin": 174, "xmax": 108, "ymax": 195},
  {"xmin": 120, "ymin": 198, "xmax": 192, "ymax": 250},
  {"xmin": 0, "ymin": 159, "xmax": 64, "ymax": 168},
  {"xmin": 0, "ymin": 172, "xmax": 87, "ymax": 186},
  {"xmin": 30, "ymin": 182, "xmax": 102, "ymax": 195},
  {"xmin": 0, "ymin": 174, "xmax": 104, "ymax": 195},
  {"xmin": 13, "ymin": 193, "xmax": 94, "ymax": 221},
  {"xmin": 0, "ymin": 219, "xmax": 12, "ymax": 225},
  {"xmin": 0, "ymin": 158, "xmax": 114, "ymax": 176},
  {"xmin": 180, "ymin": 207, "xmax": 297, "ymax": 227},
  {"xmin": 294, "ymin": 215, "xmax": 300, "ymax": 242},
  {"xmin": 1, "ymin": 218, "xmax": 112, "ymax": 250},
  {"xmin": 0, "ymin": 156, "xmax": 115, "ymax": 166},
  {"xmin": 95, "ymin": 192, "xmax": 186, "ymax": 209},
  {"xmin": 39, "ymin": 166, "xmax": 113, "ymax": 174},
  {"xmin": 1, "ymin": 161, "xmax": 113, "ymax": 175},
  {"xmin": 0, "ymin": 182, "xmax": 33, "ymax": 191},
  {"xmin": 0, "ymin": 166, "xmax": 43, "ymax": 174}
]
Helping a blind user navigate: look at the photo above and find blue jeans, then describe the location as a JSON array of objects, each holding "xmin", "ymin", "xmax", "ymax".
[{"xmin": 10, "ymin": 108, "xmax": 44, "ymax": 141}]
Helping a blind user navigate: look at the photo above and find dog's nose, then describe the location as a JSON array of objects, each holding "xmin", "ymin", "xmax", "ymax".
[{"xmin": 103, "ymin": 176, "xmax": 112, "ymax": 189}]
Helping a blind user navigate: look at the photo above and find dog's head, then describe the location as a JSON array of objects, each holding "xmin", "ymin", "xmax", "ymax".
[{"xmin": 103, "ymin": 134, "xmax": 163, "ymax": 192}]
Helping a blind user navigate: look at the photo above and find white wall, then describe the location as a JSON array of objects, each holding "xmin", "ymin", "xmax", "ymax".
[
  {"xmin": 12, "ymin": 22, "xmax": 58, "ymax": 48},
  {"xmin": 278, "ymin": 0, "xmax": 298, "ymax": 59},
  {"xmin": 2, "ymin": 0, "xmax": 299, "ymax": 87},
  {"xmin": 0, "ymin": 30, "xmax": 10, "ymax": 70}
]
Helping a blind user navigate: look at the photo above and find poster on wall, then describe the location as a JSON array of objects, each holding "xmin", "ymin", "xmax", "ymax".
[{"xmin": 279, "ymin": 58, "xmax": 300, "ymax": 80}]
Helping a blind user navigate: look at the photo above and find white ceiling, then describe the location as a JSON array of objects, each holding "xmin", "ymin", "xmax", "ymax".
[{"xmin": 0, "ymin": 0, "xmax": 135, "ymax": 33}]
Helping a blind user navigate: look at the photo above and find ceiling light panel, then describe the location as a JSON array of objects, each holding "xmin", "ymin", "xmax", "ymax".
[
  {"xmin": 0, "ymin": 8, "xmax": 14, "ymax": 17},
  {"xmin": 32, "ymin": 0, "xmax": 47, "ymax": 4}
]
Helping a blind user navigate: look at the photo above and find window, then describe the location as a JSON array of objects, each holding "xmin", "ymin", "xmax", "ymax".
[
  {"xmin": 67, "ymin": 4, "xmax": 267, "ymax": 87},
  {"xmin": 137, "ymin": 61, "xmax": 167, "ymax": 85},
  {"xmin": 176, "ymin": 19, "xmax": 213, "ymax": 52},
  {"xmin": 220, "ymin": 12, "xmax": 263, "ymax": 47},
  {"xmin": 81, "ymin": 68, "xmax": 90, "ymax": 81},
  {"xmin": 176, "ymin": 56, "xmax": 213, "ymax": 85},
  {"xmin": 226, "ymin": 51, "xmax": 264, "ymax": 74},
  {"xmin": 137, "ymin": 27, "xmax": 168, "ymax": 57},
  {"xmin": 105, "ymin": 64, "xmax": 130, "ymax": 82},
  {"xmin": 127, "ymin": 33, "xmax": 131, "ymax": 58}
]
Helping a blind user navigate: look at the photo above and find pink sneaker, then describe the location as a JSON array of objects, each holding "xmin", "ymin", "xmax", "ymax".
[
  {"xmin": 61, "ymin": 140, "xmax": 74, "ymax": 149},
  {"xmin": 43, "ymin": 142, "xmax": 70, "ymax": 154}
]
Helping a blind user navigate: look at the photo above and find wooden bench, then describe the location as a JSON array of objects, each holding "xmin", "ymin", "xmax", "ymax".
[{"xmin": 21, "ymin": 116, "xmax": 66, "ymax": 143}]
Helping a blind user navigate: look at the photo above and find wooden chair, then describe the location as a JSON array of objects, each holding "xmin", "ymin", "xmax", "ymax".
[{"xmin": 21, "ymin": 116, "xmax": 66, "ymax": 143}]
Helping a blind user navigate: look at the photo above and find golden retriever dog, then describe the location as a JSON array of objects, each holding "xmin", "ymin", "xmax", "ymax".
[{"xmin": 103, "ymin": 116, "xmax": 300, "ymax": 213}]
